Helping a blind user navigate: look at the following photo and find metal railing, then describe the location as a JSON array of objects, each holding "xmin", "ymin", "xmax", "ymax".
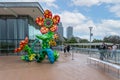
[{"xmin": 69, "ymin": 47, "xmax": 120, "ymax": 65}]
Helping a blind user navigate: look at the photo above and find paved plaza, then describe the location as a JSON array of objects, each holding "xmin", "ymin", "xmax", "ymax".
[{"xmin": 0, "ymin": 52, "xmax": 116, "ymax": 80}]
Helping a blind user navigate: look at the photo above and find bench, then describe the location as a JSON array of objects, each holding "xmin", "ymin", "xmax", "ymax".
[{"xmin": 87, "ymin": 57, "xmax": 120, "ymax": 78}]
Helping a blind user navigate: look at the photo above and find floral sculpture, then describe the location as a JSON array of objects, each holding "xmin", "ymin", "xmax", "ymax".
[{"xmin": 14, "ymin": 10, "xmax": 60, "ymax": 64}]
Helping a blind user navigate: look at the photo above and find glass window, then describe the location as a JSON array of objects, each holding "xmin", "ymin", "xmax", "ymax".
[
  {"xmin": 7, "ymin": 19, "xmax": 17, "ymax": 39},
  {"xmin": 0, "ymin": 16, "xmax": 30, "ymax": 55},
  {"xmin": 0, "ymin": 19, "xmax": 7, "ymax": 39},
  {"xmin": 18, "ymin": 19, "xmax": 25, "ymax": 39},
  {"xmin": 17, "ymin": 18, "xmax": 28, "ymax": 39},
  {"xmin": 0, "ymin": 40, "xmax": 1, "ymax": 54}
]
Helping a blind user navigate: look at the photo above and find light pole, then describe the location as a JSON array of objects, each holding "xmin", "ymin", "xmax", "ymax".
[
  {"xmin": 89, "ymin": 27, "xmax": 93, "ymax": 58},
  {"xmin": 89, "ymin": 27, "xmax": 93, "ymax": 43}
]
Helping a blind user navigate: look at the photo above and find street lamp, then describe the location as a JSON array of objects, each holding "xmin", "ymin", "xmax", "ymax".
[
  {"xmin": 88, "ymin": 26, "xmax": 93, "ymax": 58},
  {"xmin": 89, "ymin": 27, "xmax": 93, "ymax": 49},
  {"xmin": 89, "ymin": 27, "xmax": 93, "ymax": 43}
]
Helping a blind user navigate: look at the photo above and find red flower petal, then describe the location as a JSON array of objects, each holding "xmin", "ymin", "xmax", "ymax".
[
  {"xmin": 44, "ymin": 10, "xmax": 52, "ymax": 19},
  {"xmin": 50, "ymin": 25, "xmax": 58, "ymax": 32},
  {"xmin": 53, "ymin": 15, "xmax": 60, "ymax": 24},
  {"xmin": 40, "ymin": 27, "xmax": 49, "ymax": 34}
]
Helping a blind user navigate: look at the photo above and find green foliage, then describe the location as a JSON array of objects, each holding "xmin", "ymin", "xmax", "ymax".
[
  {"xmin": 79, "ymin": 39, "xmax": 89, "ymax": 43},
  {"xmin": 103, "ymin": 35, "xmax": 120, "ymax": 44},
  {"xmin": 66, "ymin": 37, "xmax": 78, "ymax": 43},
  {"xmin": 92, "ymin": 39, "xmax": 103, "ymax": 43},
  {"xmin": 36, "ymin": 31, "xmax": 54, "ymax": 49}
]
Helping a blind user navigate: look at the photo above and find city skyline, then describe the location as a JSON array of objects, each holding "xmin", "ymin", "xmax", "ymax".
[{"xmin": 1, "ymin": 0, "xmax": 120, "ymax": 40}]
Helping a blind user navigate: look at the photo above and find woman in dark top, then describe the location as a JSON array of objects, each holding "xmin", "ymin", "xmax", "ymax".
[{"xmin": 66, "ymin": 45, "xmax": 70, "ymax": 53}]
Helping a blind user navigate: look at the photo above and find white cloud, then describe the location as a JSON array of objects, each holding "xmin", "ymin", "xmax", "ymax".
[
  {"xmin": 99, "ymin": 0, "xmax": 120, "ymax": 4},
  {"xmin": 76, "ymin": 19, "xmax": 120, "ymax": 40},
  {"xmin": 39, "ymin": 0, "xmax": 58, "ymax": 9},
  {"xmin": 73, "ymin": 20, "xmax": 95, "ymax": 39},
  {"xmin": 59, "ymin": 11, "xmax": 96, "ymax": 39},
  {"xmin": 71, "ymin": 0, "xmax": 100, "ymax": 7},
  {"xmin": 71, "ymin": 0, "xmax": 120, "ymax": 19},
  {"xmin": 109, "ymin": 4, "xmax": 120, "ymax": 17},
  {"xmin": 71, "ymin": 0, "xmax": 120, "ymax": 7},
  {"xmin": 94, "ymin": 19, "xmax": 120, "ymax": 39},
  {"xmin": 71, "ymin": 0, "xmax": 120, "ymax": 39},
  {"xmin": 59, "ymin": 10, "xmax": 120, "ymax": 40},
  {"xmin": 45, "ymin": 2, "xmax": 58, "ymax": 9},
  {"xmin": 60, "ymin": 11, "xmax": 87, "ymax": 27}
]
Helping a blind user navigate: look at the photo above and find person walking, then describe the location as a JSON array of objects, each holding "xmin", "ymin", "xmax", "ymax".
[
  {"xmin": 111, "ymin": 43, "xmax": 117, "ymax": 59},
  {"xmin": 63, "ymin": 45, "xmax": 67, "ymax": 53},
  {"xmin": 107, "ymin": 46, "xmax": 112, "ymax": 59},
  {"xmin": 66, "ymin": 45, "xmax": 71, "ymax": 55},
  {"xmin": 66, "ymin": 45, "xmax": 70, "ymax": 53},
  {"xmin": 63, "ymin": 45, "xmax": 67, "ymax": 57},
  {"xmin": 99, "ymin": 42, "xmax": 107, "ymax": 60}
]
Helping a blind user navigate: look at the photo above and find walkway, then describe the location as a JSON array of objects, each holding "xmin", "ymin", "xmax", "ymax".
[{"xmin": 0, "ymin": 52, "xmax": 115, "ymax": 80}]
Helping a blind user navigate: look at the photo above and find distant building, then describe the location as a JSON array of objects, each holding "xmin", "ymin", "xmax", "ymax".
[
  {"xmin": 57, "ymin": 22, "xmax": 65, "ymax": 42},
  {"xmin": 57, "ymin": 22, "xmax": 63, "ymax": 37},
  {"xmin": 67, "ymin": 26, "xmax": 73, "ymax": 39}
]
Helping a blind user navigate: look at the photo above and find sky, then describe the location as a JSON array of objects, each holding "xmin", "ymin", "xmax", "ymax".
[{"xmin": 1, "ymin": 0, "xmax": 120, "ymax": 41}]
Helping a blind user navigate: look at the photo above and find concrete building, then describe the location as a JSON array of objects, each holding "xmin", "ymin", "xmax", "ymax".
[
  {"xmin": 0, "ymin": 2, "xmax": 44, "ymax": 55},
  {"xmin": 67, "ymin": 26, "xmax": 73, "ymax": 39}
]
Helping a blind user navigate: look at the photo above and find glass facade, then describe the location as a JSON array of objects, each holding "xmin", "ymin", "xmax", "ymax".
[{"xmin": 0, "ymin": 16, "xmax": 34, "ymax": 55}]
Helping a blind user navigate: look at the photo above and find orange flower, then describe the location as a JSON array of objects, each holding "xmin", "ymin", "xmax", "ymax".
[
  {"xmin": 50, "ymin": 25, "xmax": 58, "ymax": 32},
  {"xmin": 36, "ymin": 17, "xmax": 44, "ymax": 26},
  {"xmin": 35, "ymin": 9, "xmax": 60, "ymax": 34},
  {"xmin": 53, "ymin": 15, "xmax": 60, "ymax": 24},
  {"xmin": 40, "ymin": 27, "xmax": 49, "ymax": 34},
  {"xmin": 14, "ymin": 37, "xmax": 29, "ymax": 53},
  {"xmin": 44, "ymin": 10, "xmax": 52, "ymax": 19}
]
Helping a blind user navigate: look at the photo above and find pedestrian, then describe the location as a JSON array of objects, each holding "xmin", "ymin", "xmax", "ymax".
[
  {"xmin": 66, "ymin": 45, "xmax": 71, "ymax": 55},
  {"xmin": 63, "ymin": 45, "xmax": 67, "ymax": 53},
  {"xmin": 107, "ymin": 46, "xmax": 112, "ymax": 59},
  {"xmin": 111, "ymin": 43, "xmax": 117, "ymax": 59},
  {"xmin": 67, "ymin": 45, "xmax": 70, "ymax": 52},
  {"xmin": 99, "ymin": 42, "xmax": 107, "ymax": 60},
  {"xmin": 63, "ymin": 45, "xmax": 67, "ymax": 57}
]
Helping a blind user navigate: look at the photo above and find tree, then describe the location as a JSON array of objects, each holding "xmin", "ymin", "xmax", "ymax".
[
  {"xmin": 103, "ymin": 35, "xmax": 120, "ymax": 44},
  {"xmin": 66, "ymin": 37, "xmax": 78, "ymax": 43},
  {"xmin": 92, "ymin": 39, "xmax": 103, "ymax": 43},
  {"xmin": 79, "ymin": 39, "xmax": 89, "ymax": 43}
]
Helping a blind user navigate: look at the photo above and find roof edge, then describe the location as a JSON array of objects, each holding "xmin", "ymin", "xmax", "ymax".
[{"xmin": 0, "ymin": 2, "xmax": 44, "ymax": 15}]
